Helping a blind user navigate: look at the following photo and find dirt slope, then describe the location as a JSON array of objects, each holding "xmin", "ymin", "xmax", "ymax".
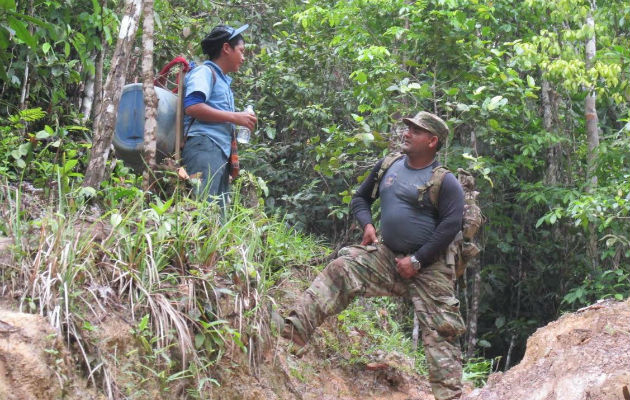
[
  {"xmin": 1, "ymin": 295, "xmax": 628, "ymax": 399},
  {"xmin": 464, "ymin": 298, "xmax": 630, "ymax": 400},
  {"xmin": 208, "ymin": 317, "xmax": 436, "ymax": 400},
  {"xmin": 0, "ymin": 309, "xmax": 104, "ymax": 400}
]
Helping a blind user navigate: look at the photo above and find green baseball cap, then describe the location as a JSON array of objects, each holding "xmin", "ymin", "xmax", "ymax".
[{"xmin": 402, "ymin": 111, "xmax": 449, "ymax": 143}]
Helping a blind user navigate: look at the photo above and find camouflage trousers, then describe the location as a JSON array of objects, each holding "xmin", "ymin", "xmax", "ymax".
[{"xmin": 287, "ymin": 244, "xmax": 466, "ymax": 400}]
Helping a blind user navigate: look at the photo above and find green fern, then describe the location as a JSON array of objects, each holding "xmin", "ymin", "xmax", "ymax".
[{"xmin": 8, "ymin": 107, "xmax": 46, "ymax": 125}]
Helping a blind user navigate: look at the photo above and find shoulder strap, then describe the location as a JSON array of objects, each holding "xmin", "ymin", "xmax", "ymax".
[
  {"xmin": 203, "ymin": 64, "xmax": 217, "ymax": 84},
  {"xmin": 428, "ymin": 166, "xmax": 450, "ymax": 208},
  {"xmin": 370, "ymin": 152, "xmax": 404, "ymax": 199}
]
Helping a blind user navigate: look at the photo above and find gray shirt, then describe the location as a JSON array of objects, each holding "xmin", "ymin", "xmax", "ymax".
[
  {"xmin": 379, "ymin": 158, "xmax": 437, "ymax": 254},
  {"xmin": 350, "ymin": 156, "xmax": 464, "ymax": 265}
]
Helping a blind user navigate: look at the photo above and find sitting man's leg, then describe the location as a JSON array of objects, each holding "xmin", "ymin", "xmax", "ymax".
[{"xmin": 284, "ymin": 244, "xmax": 407, "ymax": 345}]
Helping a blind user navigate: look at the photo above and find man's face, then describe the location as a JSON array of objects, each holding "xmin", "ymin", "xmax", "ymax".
[
  {"xmin": 223, "ymin": 40, "xmax": 246, "ymax": 73},
  {"xmin": 401, "ymin": 125, "xmax": 438, "ymax": 155}
]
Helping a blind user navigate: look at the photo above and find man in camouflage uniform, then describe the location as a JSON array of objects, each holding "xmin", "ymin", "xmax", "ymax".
[{"xmin": 283, "ymin": 111, "xmax": 466, "ymax": 400}]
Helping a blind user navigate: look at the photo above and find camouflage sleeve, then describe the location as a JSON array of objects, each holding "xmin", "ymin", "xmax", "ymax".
[
  {"xmin": 350, "ymin": 159, "xmax": 384, "ymax": 228},
  {"xmin": 414, "ymin": 172, "xmax": 464, "ymax": 265}
]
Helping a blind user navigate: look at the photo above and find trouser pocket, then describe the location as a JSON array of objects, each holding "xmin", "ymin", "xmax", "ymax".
[{"xmin": 413, "ymin": 295, "xmax": 466, "ymax": 338}]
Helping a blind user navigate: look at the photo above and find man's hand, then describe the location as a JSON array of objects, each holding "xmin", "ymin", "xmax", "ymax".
[
  {"xmin": 185, "ymin": 104, "xmax": 257, "ymax": 131},
  {"xmin": 361, "ymin": 224, "xmax": 379, "ymax": 245},
  {"xmin": 232, "ymin": 111, "xmax": 257, "ymax": 131},
  {"xmin": 396, "ymin": 256, "xmax": 417, "ymax": 279}
]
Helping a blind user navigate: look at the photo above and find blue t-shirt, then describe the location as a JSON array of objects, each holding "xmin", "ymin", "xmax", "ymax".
[{"xmin": 183, "ymin": 61, "xmax": 235, "ymax": 157}]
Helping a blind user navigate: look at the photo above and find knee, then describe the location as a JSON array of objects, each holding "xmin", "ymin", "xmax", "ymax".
[{"xmin": 322, "ymin": 257, "xmax": 351, "ymax": 282}]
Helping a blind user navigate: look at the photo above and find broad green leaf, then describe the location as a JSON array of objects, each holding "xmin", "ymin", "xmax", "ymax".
[
  {"xmin": 0, "ymin": 28, "xmax": 10, "ymax": 50},
  {"xmin": 36, "ymin": 130, "xmax": 50, "ymax": 139},
  {"xmin": 485, "ymin": 95, "xmax": 507, "ymax": 111},
  {"xmin": 18, "ymin": 143, "xmax": 29, "ymax": 155},
  {"xmin": 445, "ymin": 87, "xmax": 459, "ymax": 96},
  {"xmin": 264, "ymin": 126, "xmax": 276, "ymax": 139},
  {"xmin": 195, "ymin": 333, "xmax": 205, "ymax": 349},
  {"xmin": 110, "ymin": 213, "xmax": 122, "ymax": 227},
  {"xmin": 474, "ymin": 86, "xmax": 486, "ymax": 95},
  {"xmin": 8, "ymin": 16, "xmax": 36, "ymax": 48},
  {"xmin": 526, "ymin": 75, "xmax": 535, "ymax": 88},
  {"xmin": 63, "ymin": 159, "xmax": 78, "ymax": 173},
  {"xmin": 0, "ymin": 0, "xmax": 16, "ymax": 10}
]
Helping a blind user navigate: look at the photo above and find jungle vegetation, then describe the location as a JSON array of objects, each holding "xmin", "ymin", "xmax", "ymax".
[{"xmin": 1, "ymin": 0, "xmax": 629, "ymax": 395}]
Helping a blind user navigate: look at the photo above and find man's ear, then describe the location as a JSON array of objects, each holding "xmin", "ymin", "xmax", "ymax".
[
  {"xmin": 221, "ymin": 42, "xmax": 232, "ymax": 55},
  {"xmin": 429, "ymin": 135, "xmax": 439, "ymax": 149}
]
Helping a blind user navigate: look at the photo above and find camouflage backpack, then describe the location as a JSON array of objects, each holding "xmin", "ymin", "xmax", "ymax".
[{"xmin": 371, "ymin": 153, "xmax": 483, "ymax": 278}]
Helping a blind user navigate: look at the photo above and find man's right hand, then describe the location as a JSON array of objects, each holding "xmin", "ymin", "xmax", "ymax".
[
  {"xmin": 233, "ymin": 111, "xmax": 257, "ymax": 131},
  {"xmin": 361, "ymin": 224, "xmax": 379, "ymax": 245}
]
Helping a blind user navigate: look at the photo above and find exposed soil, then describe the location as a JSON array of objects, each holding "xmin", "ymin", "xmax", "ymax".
[
  {"xmin": 0, "ymin": 309, "xmax": 104, "ymax": 400},
  {"xmin": 209, "ymin": 325, "xmax": 436, "ymax": 400},
  {"xmin": 1, "ymin": 298, "xmax": 628, "ymax": 399},
  {"xmin": 464, "ymin": 298, "xmax": 630, "ymax": 400}
]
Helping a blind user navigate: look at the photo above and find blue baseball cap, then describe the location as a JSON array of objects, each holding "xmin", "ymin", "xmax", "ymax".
[
  {"xmin": 202, "ymin": 24, "xmax": 249, "ymax": 55},
  {"xmin": 227, "ymin": 24, "xmax": 249, "ymax": 39}
]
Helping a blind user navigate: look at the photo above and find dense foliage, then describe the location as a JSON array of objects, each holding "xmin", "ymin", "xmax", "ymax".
[{"xmin": 1, "ymin": 0, "xmax": 629, "ymax": 373}]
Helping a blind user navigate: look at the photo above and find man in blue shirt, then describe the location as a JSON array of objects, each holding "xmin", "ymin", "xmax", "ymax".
[{"xmin": 182, "ymin": 24, "xmax": 257, "ymax": 208}]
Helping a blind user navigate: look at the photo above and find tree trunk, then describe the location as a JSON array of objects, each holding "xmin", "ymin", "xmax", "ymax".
[
  {"xmin": 141, "ymin": 0, "xmax": 158, "ymax": 190},
  {"xmin": 585, "ymin": 7, "xmax": 600, "ymax": 268},
  {"xmin": 585, "ymin": 10, "xmax": 599, "ymax": 187},
  {"xmin": 92, "ymin": 35, "xmax": 107, "ymax": 131},
  {"xmin": 19, "ymin": 0, "xmax": 34, "ymax": 110},
  {"xmin": 83, "ymin": 0, "xmax": 142, "ymax": 189},
  {"xmin": 81, "ymin": 69, "xmax": 95, "ymax": 124},
  {"xmin": 542, "ymin": 79, "xmax": 561, "ymax": 185}
]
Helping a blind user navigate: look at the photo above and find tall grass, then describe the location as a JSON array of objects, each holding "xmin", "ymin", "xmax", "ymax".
[{"xmin": 0, "ymin": 174, "xmax": 327, "ymax": 399}]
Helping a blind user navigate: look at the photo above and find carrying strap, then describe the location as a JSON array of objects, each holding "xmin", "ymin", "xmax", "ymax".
[
  {"xmin": 154, "ymin": 56, "xmax": 190, "ymax": 90},
  {"xmin": 370, "ymin": 152, "xmax": 404, "ymax": 199},
  {"xmin": 427, "ymin": 166, "xmax": 450, "ymax": 208}
]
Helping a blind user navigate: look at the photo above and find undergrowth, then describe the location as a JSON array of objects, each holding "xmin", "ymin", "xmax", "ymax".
[
  {"xmin": 326, "ymin": 296, "xmax": 494, "ymax": 387},
  {"xmin": 0, "ymin": 172, "xmax": 327, "ymax": 399}
]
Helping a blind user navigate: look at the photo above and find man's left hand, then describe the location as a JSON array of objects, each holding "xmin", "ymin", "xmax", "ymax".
[{"xmin": 395, "ymin": 256, "xmax": 417, "ymax": 279}]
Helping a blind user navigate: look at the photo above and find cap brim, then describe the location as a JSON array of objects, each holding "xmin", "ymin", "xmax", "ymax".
[
  {"xmin": 229, "ymin": 24, "xmax": 249, "ymax": 39},
  {"xmin": 402, "ymin": 118, "xmax": 432, "ymax": 133}
]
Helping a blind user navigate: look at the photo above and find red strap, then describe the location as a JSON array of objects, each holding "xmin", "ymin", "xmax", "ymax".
[
  {"xmin": 229, "ymin": 136, "xmax": 240, "ymax": 180},
  {"xmin": 154, "ymin": 56, "xmax": 190, "ymax": 91}
]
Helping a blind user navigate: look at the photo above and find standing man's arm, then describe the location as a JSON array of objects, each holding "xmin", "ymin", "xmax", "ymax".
[
  {"xmin": 350, "ymin": 159, "xmax": 385, "ymax": 245},
  {"xmin": 186, "ymin": 102, "xmax": 257, "ymax": 130}
]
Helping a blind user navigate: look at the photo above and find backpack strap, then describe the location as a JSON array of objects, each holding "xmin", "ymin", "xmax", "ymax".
[
  {"xmin": 370, "ymin": 152, "xmax": 404, "ymax": 200},
  {"xmin": 427, "ymin": 166, "xmax": 450, "ymax": 208}
]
